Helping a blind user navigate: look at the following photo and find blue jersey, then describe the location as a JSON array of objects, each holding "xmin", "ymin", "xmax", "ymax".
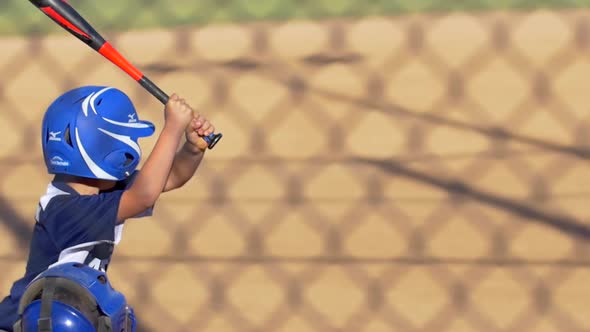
[{"xmin": 0, "ymin": 174, "xmax": 151, "ymax": 330}]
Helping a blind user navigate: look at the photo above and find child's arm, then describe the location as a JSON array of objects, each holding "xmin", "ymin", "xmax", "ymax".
[
  {"xmin": 117, "ymin": 94, "xmax": 193, "ymax": 222},
  {"xmin": 163, "ymin": 113, "xmax": 215, "ymax": 192}
]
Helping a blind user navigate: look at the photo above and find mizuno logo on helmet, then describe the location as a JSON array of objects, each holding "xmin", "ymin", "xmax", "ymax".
[
  {"xmin": 48, "ymin": 131, "xmax": 62, "ymax": 141},
  {"xmin": 102, "ymin": 117, "xmax": 152, "ymax": 129},
  {"xmin": 128, "ymin": 113, "xmax": 137, "ymax": 123}
]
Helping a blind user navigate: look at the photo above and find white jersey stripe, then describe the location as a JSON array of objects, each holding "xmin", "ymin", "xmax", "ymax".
[{"xmin": 39, "ymin": 183, "xmax": 70, "ymax": 210}]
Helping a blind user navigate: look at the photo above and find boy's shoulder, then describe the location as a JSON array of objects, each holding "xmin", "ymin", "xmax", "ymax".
[
  {"xmin": 37, "ymin": 180, "xmax": 125, "ymax": 222},
  {"xmin": 36, "ymin": 181, "xmax": 125, "ymax": 249},
  {"xmin": 37, "ymin": 171, "xmax": 150, "ymax": 227},
  {"xmin": 42, "ymin": 170, "xmax": 139, "ymax": 208}
]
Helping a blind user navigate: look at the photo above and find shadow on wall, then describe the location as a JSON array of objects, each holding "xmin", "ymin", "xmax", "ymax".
[
  {"xmin": 151, "ymin": 50, "xmax": 590, "ymax": 243},
  {"xmin": 0, "ymin": 198, "xmax": 31, "ymax": 252},
  {"xmin": 144, "ymin": 48, "xmax": 590, "ymax": 161},
  {"xmin": 354, "ymin": 157, "xmax": 590, "ymax": 242}
]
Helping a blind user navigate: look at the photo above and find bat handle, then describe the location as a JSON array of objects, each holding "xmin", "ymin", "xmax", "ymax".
[
  {"xmin": 203, "ymin": 132, "xmax": 223, "ymax": 149},
  {"xmin": 139, "ymin": 76, "xmax": 223, "ymax": 150}
]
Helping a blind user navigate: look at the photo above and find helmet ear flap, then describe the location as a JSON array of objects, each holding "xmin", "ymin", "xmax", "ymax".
[{"xmin": 103, "ymin": 150, "xmax": 139, "ymax": 174}]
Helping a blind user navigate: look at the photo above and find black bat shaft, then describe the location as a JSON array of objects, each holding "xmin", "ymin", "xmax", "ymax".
[
  {"xmin": 30, "ymin": 0, "xmax": 169, "ymax": 106},
  {"xmin": 138, "ymin": 76, "xmax": 169, "ymax": 105},
  {"xmin": 29, "ymin": 0, "xmax": 105, "ymax": 50}
]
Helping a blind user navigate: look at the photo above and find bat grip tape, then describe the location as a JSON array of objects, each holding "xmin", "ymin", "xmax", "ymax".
[{"xmin": 139, "ymin": 76, "xmax": 169, "ymax": 105}]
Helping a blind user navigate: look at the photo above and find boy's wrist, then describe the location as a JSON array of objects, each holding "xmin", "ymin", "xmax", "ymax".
[
  {"xmin": 181, "ymin": 140, "xmax": 206, "ymax": 155},
  {"xmin": 163, "ymin": 122, "xmax": 185, "ymax": 136}
]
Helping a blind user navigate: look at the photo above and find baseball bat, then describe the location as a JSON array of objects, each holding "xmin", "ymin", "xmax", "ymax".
[{"xmin": 28, "ymin": 0, "xmax": 223, "ymax": 149}]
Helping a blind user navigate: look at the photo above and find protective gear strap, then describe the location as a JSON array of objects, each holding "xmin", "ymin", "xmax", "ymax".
[{"xmin": 38, "ymin": 278, "xmax": 57, "ymax": 332}]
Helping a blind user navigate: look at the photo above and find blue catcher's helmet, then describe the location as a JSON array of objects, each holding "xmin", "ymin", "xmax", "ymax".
[
  {"xmin": 13, "ymin": 263, "xmax": 136, "ymax": 332},
  {"xmin": 42, "ymin": 86, "xmax": 155, "ymax": 181}
]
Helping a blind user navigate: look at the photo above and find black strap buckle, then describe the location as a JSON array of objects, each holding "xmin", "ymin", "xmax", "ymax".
[{"xmin": 37, "ymin": 317, "xmax": 52, "ymax": 332}]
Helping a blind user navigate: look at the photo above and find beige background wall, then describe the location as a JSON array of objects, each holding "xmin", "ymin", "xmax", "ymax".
[{"xmin": 1, "ymin": 9, "xmax": 589, "ymax": 332}]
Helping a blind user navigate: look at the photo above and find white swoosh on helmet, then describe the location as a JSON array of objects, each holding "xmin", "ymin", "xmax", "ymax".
[
  {"xmin": 98, "ymin": 128, "xmax": 141, "ymax": 155},
  {"xmin": 75, "ymin": 127, "xmax": 118, "ymax": 180}
]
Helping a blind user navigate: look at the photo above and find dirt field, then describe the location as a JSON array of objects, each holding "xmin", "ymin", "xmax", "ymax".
[{"xmin": 0, "ymin": 9, "xmax": 589, "ymax": 332}]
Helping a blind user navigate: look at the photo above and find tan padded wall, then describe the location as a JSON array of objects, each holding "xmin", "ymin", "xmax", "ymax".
[{"xmin": 1, "ymin": 10, "xmax": 589, "ymax": 331}]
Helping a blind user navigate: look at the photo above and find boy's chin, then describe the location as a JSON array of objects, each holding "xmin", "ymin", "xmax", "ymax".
[{"xmin": 96, "ymin": 180, "xmax": 118, "ymax": 190}]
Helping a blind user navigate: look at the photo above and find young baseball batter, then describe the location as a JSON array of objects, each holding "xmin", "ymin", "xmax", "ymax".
[{"xmin": 0, "ymin": 85, "xmax": 213, "ymax": 330}]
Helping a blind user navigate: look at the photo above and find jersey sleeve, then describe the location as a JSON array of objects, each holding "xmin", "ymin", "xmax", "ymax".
[{"xmin": 45, "ymin": 190, "xmax": 124, "ymax": 250}]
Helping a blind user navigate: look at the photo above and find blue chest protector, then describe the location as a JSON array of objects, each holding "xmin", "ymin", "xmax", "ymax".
[{"xmin": 12, "ymin": 263, "xmax": 135, "ymax": 332}]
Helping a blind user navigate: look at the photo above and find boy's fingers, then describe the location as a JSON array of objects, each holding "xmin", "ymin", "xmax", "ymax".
[
  {"xmin": 200, "ymin": 120, "xmax": 211, "ymax": 132},
  {"xmin": 193, "ymin": 115, "xmax": 206, "ymax": 129},
  {"xmin": 204, "ymin": 125, "xmax": 215, "ymax": 136}
]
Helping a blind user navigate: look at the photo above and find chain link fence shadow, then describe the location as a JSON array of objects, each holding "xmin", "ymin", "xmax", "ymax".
[{"xmin": 0, "ymin": 3, "xmax": 590, "ymax": 332}]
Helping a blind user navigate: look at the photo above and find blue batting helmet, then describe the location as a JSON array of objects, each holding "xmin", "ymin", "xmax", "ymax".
[
  {"xmin": 13, "ymin": 263, "xmax": 136, "ymax": 332},
  {"xmin": 41, "ymin": 86, "xmax": 155, "ymax": 180}
]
